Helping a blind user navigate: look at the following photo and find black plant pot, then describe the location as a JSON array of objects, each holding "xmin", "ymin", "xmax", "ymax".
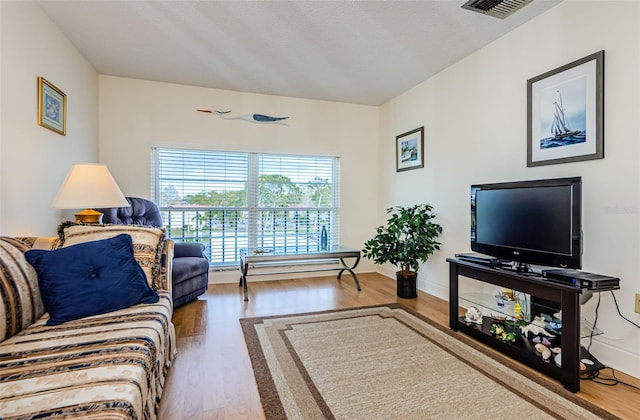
[{"xmin": 396, "ymin": 271, "xmax": 417, "ymax": 299}]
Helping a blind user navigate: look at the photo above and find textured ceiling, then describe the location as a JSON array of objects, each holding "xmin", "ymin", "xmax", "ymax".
[{"xmin": 36, "ymin": 0, "xmax": 561, "ymax": 106}]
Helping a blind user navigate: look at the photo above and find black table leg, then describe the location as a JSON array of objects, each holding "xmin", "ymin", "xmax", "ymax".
[
  {"xmin": 338, "ymin": 255, "xmax": 361, "ymax": 291},
  {"xmin": 239, "ymin": 258, "xmax": 249, "ymax": 301}
]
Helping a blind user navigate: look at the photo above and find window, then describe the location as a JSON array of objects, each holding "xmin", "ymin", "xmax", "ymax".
[{"xmin": 152, "ymin": 148, "xmax": 340, "ymax": 266}]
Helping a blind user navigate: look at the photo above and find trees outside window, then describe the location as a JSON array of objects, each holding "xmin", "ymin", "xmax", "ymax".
[{"xmin": 153, "ymin": 148, "xmax": 339, "ymax": 265}]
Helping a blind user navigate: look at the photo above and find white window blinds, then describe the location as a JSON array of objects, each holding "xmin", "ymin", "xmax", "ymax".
[{"xmin": 152, "ymin": 147, "xmax": 340, "ymax": 265}]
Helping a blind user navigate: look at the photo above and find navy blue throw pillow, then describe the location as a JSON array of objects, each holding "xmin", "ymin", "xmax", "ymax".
[{"xmin": 25, "ymin": 233, "xmax": 159, "ymax": 325}]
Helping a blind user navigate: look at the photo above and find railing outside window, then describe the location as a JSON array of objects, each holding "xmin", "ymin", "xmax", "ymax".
[{"xmin": 161, "ymin": 206, "xmax": 336, "ymax": 267}]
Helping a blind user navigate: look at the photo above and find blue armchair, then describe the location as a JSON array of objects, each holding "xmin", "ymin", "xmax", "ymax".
[{"xmin": 98, "ymin": 197, "xmax": 209, "ymax": 308}]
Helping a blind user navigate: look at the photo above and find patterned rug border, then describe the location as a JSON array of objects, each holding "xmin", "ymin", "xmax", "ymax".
[{"xmin": 240, "ymin": 303, "xmax": 617, "ymax": 419}]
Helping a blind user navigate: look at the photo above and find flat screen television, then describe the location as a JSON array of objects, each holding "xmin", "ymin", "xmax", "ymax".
[{"xmin": 471, "ymin": 177, "xmax": 582, "ymax": 269}]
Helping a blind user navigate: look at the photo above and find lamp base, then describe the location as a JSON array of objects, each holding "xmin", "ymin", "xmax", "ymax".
[{"xmin": 74, "ymin": 208, "xmax": 104, "ymax": 224}]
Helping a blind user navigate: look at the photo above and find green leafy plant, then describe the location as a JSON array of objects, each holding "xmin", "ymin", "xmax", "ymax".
[{"xmin": 363, "ymin": 204, "xmax": 443, "ymax": 273}]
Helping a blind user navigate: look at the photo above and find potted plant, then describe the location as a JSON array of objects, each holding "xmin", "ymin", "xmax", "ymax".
[{"xmin": 362, "ymin": 204, "xmax": 443, "ymax": 298}]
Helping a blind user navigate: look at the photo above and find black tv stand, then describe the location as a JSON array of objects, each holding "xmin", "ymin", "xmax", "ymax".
[
  {"xmin": 514, "ymin": 261, "xmax": 531, "ymax": 273},
  {"xmin": 447, "ymin": 257, "xmax": 619, "ymax": 392}
]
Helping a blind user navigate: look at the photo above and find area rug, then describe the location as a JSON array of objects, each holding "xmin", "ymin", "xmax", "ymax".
[{"xmin": 240, "ymin": 304, "xmax": 616, "ymax": 419}]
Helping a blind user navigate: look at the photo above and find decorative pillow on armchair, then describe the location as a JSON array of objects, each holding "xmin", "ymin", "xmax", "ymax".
[
  {"xmin": 58, "ymin": 222, "xmax": 165, "ymax": 288},
  {"xmin": 25, "ymin": 234, "xmax": 159, "ymax": 326}
]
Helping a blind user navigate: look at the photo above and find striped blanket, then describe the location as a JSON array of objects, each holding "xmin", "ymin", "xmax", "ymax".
[{"xmin": 0, "ymin": 236, "xmax": 176, "ymax": 419}]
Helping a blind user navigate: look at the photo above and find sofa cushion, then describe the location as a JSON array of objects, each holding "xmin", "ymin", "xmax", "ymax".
[
  {"xmin": 172, "ymin": 256, "xmax": 210, "ymax": 285},
  {"xmin": 0, "ymin": 237, "xmax": 45, "ymax": 341},
  {"xmin": 25, "ymin": 234, "xmax": 159, "ymax": 326},
  {"xmin": 0, "ymin": 290, "xmax": 176, "ymax": 419},
  {"xmin": 59, "ymin": 222, "xmax": 165, "ymax": 288}
]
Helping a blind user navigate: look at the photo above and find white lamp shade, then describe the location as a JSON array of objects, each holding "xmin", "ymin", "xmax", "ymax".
[{"xmin": 50, "ymin": 163, "xmax": 130, "ymax": 209}]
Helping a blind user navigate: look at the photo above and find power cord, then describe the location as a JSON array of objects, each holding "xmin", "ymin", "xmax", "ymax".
[
  {"xmin": 582, "ymin": 367, "xmax": 640, "ymax": 391},
  {"xmin": 610, "ymin": 290, "xmax": 640, "ymax": 329},
  {"xmin": 587, "ymin": 292, "xmax": 601, "ymax": 352},
  {"xmin": 587, "ymin": 290, "xmax": 640, "ymax": 351},
  {"xmin": 582, "ymin": 291, "xmax": 640, "ymax": 390}
]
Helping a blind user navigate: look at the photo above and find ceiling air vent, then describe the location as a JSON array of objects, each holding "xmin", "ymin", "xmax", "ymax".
[{"xmin": 461, "ymin": 0, "xmax": 533, "ymax": 19}]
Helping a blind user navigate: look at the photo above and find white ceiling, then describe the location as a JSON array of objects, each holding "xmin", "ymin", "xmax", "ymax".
[{"xmin": 36, "ymin": 0, "xmax": 562, "ymax": 106}]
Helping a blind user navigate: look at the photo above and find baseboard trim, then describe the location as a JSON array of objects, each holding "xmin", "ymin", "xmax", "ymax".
[{"xmin": 582, "ymin": 339, "xmax": 640, "ymax": 380}]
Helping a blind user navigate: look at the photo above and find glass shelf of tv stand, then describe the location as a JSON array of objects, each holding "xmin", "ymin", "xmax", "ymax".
[{"xmin": 458, "ymin": 292, "xmax": 603, "ymax": 338}]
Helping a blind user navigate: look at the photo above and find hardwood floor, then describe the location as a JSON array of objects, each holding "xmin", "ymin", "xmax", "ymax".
[{"xmin": 158, "ymin": 273, "xmax": 640, "ymax": 419}]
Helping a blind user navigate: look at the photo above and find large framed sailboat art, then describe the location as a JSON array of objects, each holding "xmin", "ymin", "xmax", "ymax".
[{"xmin": 527, "ymin": 51, "xmax": 604, "ymax": 167}]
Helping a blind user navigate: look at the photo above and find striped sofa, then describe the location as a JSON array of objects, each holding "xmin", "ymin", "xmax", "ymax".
[{"xmin": 0, "ymin": 233, "xmax": 177, "ymax": 420}]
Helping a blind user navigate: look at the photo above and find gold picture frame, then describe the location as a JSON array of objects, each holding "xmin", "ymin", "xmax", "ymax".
[{"xmin": 38, "ymin": 77, "xmax": 66, "ymax": 135}]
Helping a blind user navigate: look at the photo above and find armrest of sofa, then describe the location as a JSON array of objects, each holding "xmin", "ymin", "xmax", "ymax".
[
  {"xmin": 174, "ymin": 242, "xmax": 206, "ymax": 259},
  {"xmin": 16, "ymin": 236, "xmax": 61, "ymax": 250},
  {"xmin": 158, "ymin": 239, "xmax": 174, "ymax": 293}
]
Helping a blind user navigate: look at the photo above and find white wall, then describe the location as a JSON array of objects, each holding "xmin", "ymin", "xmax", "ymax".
[
  {"xmin": 379, "ymin": 0, "xmax": 640, "ymax": 378},
  {"xmin": 0, "ymin": 1, "xmax": 99, "ymax": 236},
  {"xmin": 98, "ymin": 76, "xmax": 380, "ymax": 279}
]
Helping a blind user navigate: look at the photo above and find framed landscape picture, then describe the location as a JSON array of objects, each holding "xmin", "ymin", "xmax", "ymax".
[
  {"xmin": 527, "ymin": 51, "xmax": 604, "ymax": 167},
  {"xmin": 38, "ymin": 77, "xmax": 66, "ymax": 135},
  {"xmin": 396, "ymin": 127, "xmax": 424, "ymax": 172}
]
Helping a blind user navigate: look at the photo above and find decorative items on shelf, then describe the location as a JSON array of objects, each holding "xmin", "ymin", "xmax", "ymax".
[
  {"xmin": 320, "ymin": 225, "xmax": 328, "ymax": 250},
  {"xmin": 490, "ymin": 323, "xmax": 516, "ymax": 343},
  {"xmin": 514, "ymin": 298, "xmax": 522, "ymax": 320},
  {"xmin": 496, "ymin": 289, "xmax": 514, "ymax": 308},
  {"xmin": 464, "ymin": 306, "xmax": 483, "ymax": 324},
  {"xmin": 496, "ymin": 290, "xmax": 530, "ymax": 321},
  {"xmin": 519, "ymin": 321, "xmax": 555, "ymax": 339},
  {"xmin": 532, "ymin": 336, "xmax": 553, "ymax": 347},
  {"xmin": 534, "ymin": 343, "xmax": 561, "ymax": 363},
  {"xmin": 519, "ymin": 315, "xmax": 560, "ymax": 364}
]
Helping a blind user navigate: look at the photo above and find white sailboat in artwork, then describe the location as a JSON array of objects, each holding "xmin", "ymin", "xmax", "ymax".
[
  {"xmin": 401, "ymin": 148, "xmax": 416, "ymax": 162},
  {"xmin": 550, "ymin": 91, "xmax": 581, "ymax": 139}
]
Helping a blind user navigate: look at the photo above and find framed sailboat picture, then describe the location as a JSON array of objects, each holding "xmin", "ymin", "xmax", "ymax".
[
  {"xmin": 527, "ymin": 51, "xmax": 604, "ymax": 167},
  {"xmin": 396, "ymin": 127, "xmax": 424, "ymax": 172}
]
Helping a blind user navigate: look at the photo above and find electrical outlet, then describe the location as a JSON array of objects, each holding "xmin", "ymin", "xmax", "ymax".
[{"xmin": 636, "ymin": 293, "xmax": 640, "ymax": 314}]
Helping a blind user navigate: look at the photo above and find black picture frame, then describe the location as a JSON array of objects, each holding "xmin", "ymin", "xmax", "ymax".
[
  {"xmin": 527, "ymin": 51, "xmax": 604, "ymax": 167},
  {"xmin": 396, "ymin": 127, "xmax": 424, "ymax": 172}
]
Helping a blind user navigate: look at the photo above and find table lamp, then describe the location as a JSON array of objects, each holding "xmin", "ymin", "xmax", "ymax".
[{"xmin": 50, "ymin": 163, "xmax": 130, "ymax": 224}]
